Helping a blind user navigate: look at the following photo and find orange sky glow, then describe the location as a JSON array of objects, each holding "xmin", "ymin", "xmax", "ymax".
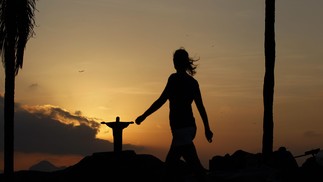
[{"xmin": 1, "ymin": 0, "xmax": 323, "ymax": 171}]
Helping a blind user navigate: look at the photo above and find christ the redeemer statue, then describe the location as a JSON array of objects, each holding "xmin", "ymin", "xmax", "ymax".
[{"xmin": 101, "ymin": 116, "xmax": 134, "ymax": 153}]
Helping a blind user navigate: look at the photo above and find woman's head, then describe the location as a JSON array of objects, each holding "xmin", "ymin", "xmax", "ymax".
[{"xmin": 173, "ymin": 47, "xmax": 198, "ymax": 76}]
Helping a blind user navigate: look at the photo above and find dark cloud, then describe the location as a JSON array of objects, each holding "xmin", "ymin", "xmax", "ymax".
[
  {"xmin": 0, "ymin": 95, "xmax": 141, "ymax": 156},
  {"xmin": 74, "ymin": 110, "xmax": 82, "ymax": 116},
  {"xmin": 23, "ymin": 104, "xmax": 101, "ymax": 129}
]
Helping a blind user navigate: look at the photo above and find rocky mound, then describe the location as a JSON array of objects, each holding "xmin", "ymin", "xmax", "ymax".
[{"xmin": 1, "ymin": 148, "xmax": 323, "ymax": 182}]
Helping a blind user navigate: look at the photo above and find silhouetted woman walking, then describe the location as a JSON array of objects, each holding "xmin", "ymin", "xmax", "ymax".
[{"xmin": 135, "ymin": 47, "xmax": 213, "ymax": 181}]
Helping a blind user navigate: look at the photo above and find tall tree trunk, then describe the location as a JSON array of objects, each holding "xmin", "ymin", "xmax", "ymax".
[{"xmin": 262, "ymin": 0, "xmax": 276, "ymax": 161}]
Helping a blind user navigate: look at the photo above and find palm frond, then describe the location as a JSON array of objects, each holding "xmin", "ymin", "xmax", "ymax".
[
  {"xmin": 0, "ymin": 0, "xmax": 37, "ymax": 75},
  {"xmin": 0, "ymin": 0, "xmax": 8, "ymax": 63},
  {"xmin": 15, "ymin": 0, "xmax": 37, "ymax": 74}
]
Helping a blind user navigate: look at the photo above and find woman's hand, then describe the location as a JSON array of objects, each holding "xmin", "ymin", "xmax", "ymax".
[
  {"xmin": 135, "ymin": 115, "xmax": 146, "ymax": 125},
  {"xmin": 205, "ymin": 129, "xmax": 213, "ymax": 143}
]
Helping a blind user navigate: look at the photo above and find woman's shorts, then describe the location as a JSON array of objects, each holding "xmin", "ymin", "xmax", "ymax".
[{"xmin": 171, "ymin": 126, "xmax": 196, "ymax": 146}]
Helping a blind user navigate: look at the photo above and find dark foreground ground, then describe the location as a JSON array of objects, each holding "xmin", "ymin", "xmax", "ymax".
[{"xmin": 1, "ymin": 149, "xmax": 323, "ymax": 182}]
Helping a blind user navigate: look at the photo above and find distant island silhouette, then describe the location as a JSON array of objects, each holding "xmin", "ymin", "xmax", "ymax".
[{"xmin": 29, "ymin": 160, "xmax": 66, "ymax": 172}]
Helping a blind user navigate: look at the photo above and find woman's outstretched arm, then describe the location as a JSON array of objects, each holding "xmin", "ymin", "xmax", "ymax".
[{"xmin": 135, "ymin": 87, "xmax": 168, "ymax": 125}]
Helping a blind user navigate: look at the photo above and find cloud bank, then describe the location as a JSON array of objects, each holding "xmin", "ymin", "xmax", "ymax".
[{"xmin": 0, "ymin": 95, "xmax": 140, "ymax": 156}]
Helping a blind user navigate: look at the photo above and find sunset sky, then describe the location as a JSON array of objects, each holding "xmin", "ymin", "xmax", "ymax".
[{"xmin": 1, "ymin": 0, "xmax": 323, "ymax": 172}]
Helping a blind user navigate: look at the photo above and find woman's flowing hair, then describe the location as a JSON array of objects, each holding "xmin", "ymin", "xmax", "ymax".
[{"xmin": 173, "ymin": 47, "xmax": 199, "ymax": 76}]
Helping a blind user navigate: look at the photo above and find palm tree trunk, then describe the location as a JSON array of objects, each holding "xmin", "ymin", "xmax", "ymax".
[
  {"xmin": 262, "ymin": 0, "xmax": 276, "ymax": 161},
  {"xmin": 4, "ymin": 46, "xmax": 15, "ymax": 180},
  {"xmin": 1, "ymin": 1, "xmax": 37, "ymax": 180},
  {"xmin": 3, "ymin": 2, "xmax": 17, "ymax": 177}
]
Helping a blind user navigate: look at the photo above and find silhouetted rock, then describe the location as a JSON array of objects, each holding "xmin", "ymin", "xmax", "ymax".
[
  {"xmin": 208, "ymin": 147, "xmax": 305, "ymax": 182},
  {"xmin": 29, "ymin": 160, "xmax": 66, "ymax": 172},
  {"xmin": 209, "ymin": 150, "xmax": 263, "ymax": 172},
  {"xmin": 298, "ymin": 155, "xmax": 323, "ymax": 182}
]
